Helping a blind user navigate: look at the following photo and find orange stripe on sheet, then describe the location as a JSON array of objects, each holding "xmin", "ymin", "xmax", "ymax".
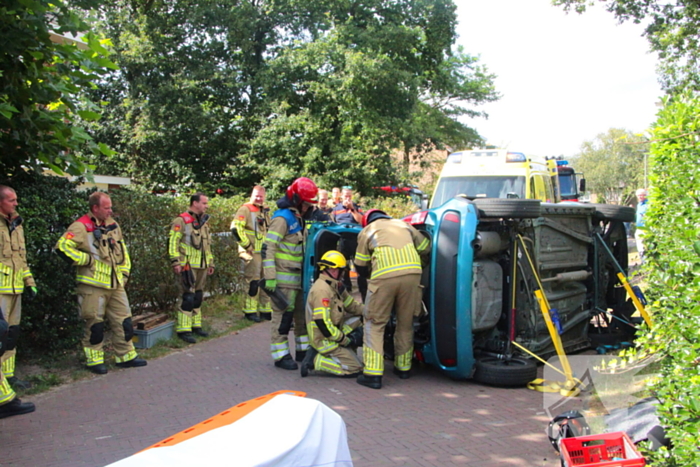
[{"xmin": 140, "ymin": 390, "xmax": 306, "ymax": 452}]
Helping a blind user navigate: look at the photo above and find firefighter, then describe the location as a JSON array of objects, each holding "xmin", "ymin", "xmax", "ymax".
[
  {"xmin": 169, "ymin": 193, "xmax": 215, "ymax": 343},
  {"xmin": 262, "ymin": 177, "xmax": 318, "ymax": 370},
  {"xmin": 232, "ymin": 186, "xmax": 271, "ymax": 322},
  {"xmin": 0, "ymin": 313, "xmax": 35, "ymax": 418},
  {"xmin": 0, "ymin": 186, "xmax": 36, "ymax": 389},
  {"xmin": 56, "ymin": 192, "xmax": 147, "ymax": 374},
  {"xmin": 300, "ymin": 250, "xmax": 363, "ymax": 378},
  {"xmin": 355, "ymin": 209, "xmax": 430, "ymax": 389}
]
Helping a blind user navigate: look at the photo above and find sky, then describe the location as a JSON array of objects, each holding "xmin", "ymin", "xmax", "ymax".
[{"xmin": 455, "ymin": 0, "xmax": 662, "ymax": 158}]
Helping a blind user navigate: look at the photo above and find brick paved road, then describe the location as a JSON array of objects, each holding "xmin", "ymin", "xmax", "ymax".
[{"xmin": 0, "ymin": 323, "xmax": 561, "ymax": 467}]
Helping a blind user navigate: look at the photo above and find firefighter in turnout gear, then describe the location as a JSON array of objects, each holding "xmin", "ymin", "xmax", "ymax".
[
  {"xmin": 0, "ymin": 312, "xmax": 35, "ymax": 418},
  {"xmin": 0, "ymin": 186, "xmax": 36, "ymax": 390},
  {"xmin": 169, "ymin": 193, "xmax": 215, "ymax": 344},
  {"xmin": 262, "ymin": 177, "xmax": 318, "ymax": 370},
  {"xmin": 56, "ymin": 192, "xmax": 147, "ymax": 375},
  {"xmin": 232, "ymin": 186, "xmax": 271, "ymax": 322},
  {"xmin": 355, "ymin": 209, "xmax": 430, "ymax": 389},
  {"xmin": 300, "ymin": 250, "xmax": 363, "ymax": 378}
]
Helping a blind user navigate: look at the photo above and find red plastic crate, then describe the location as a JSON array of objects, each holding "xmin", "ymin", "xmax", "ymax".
[{"xmin": 560, "ymin": 432, "xmax": 646, "ymax": 467}]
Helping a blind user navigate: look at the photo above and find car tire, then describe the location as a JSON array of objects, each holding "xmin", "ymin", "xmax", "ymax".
[
  {"xmin": 588, "ymin": 204, "xmax": 635, "ymax": 222},
  {"xmin": 473, "ymin": 356, "xmax": 538, "ymax": 387},
  {"xmin": 472, "ymin": 199, "xmax": 541, "ymax": 219}
]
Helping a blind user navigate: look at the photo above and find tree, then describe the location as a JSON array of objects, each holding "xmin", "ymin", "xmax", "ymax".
[
  {"xmin": 553, "ymin": 0, "xmax": 700, "ymax": 92},
  {"xmin": 92, "ymin": 0, "xmax": 497, "ymax": 193},
  {"xmin": 0, "ymin": 0, "xmax": 117, "ymax": 177},
  {"xmin": 571, "ymin": 128, "xmax": 648, "ymax": 204}
]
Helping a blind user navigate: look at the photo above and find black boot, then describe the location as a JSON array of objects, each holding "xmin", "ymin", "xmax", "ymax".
[
  {"xmin": 178, "ymin": 332, "xmax": 196, "ymax": 343},
  {"xmin": 244, "ymin": 313, "xmax": 261, "ymax": 323},
  {"xmin": 192, "ymin": 327, "xmax": 209, "ymax": 337},
  {"xmin": 393, "ymin": 367, "xmax": 411, "ymax": 380},
  {"xmin": 86, "ymin": 363, "xmax": 108, "ymax": 375},
  {"xmin": 295, "ymin": 350, "xmax": 306, "ymax": 362},
  {"xmin": 0, "ymin": 398, "xmax": 36, "ymax": 419},
  {"xmin": 274, "ymin": 354, "xmax": 298, "ymax": 370},
  {"xmin": 357, "ymin": 374, "xmax": 382, "ymax": 389},
  {"xmin": 260, "ymin": 312, "xmax": 272, "ymax": 321},
  {"xmin": 300, "ymin": 348, "xmax": 318, "ymax": 377},
  {"xmin": 7, "ymin": 376, "xmax": 32, "ymax": 390},
  {"xmin": 116, "ymin": 357, "xmax": 148, "ymax": 368}
]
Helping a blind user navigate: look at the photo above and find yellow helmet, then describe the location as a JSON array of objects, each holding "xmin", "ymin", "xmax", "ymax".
[{"xmin": 318, "ymin": 250, "xmax": 347, "ymax": 270}]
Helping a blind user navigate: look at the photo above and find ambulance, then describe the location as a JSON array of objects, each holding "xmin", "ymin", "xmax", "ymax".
[{"xmin": 430, "ymin": 149, "xmax": 559, "ymax": 208}]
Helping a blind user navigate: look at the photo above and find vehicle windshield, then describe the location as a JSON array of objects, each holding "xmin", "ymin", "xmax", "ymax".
[
  {"xmin": 558, "ymin": 173, "xmax": 577, "ymax": 198},
  {"xmin": 431, "ymin": 176, "xmax": 526, "ymax": 208}
]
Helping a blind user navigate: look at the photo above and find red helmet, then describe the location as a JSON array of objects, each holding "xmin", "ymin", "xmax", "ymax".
[
  {"xmin": 286, "ymin": 177, "xmax": 318, "ymax": 204},
  {"xmin": 362, "ymin": 209, "xmax": 391, "ymax": 227}
]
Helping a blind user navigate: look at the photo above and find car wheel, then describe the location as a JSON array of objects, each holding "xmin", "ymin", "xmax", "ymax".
[
  {"xmin": 473, "ymin": 356, "xmax": 538, "ymax": 387},
  {"xmin": 472, "ymin": 199, "xmax": 541, "ymax": 219},
  {"xmin": 588, "ymin": 204, "xmax": 635, "ymax": 222}
]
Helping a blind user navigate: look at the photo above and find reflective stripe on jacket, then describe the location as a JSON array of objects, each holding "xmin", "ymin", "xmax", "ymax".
[
  {"xmin": 355, "ymin": 218, "xmax": 430, "ymax": 280},
  {"xmin": 55, "ymin": 214, "xmax": 130, "ymax": 289},
  {"xmin": 232, "ymin": 203, "xmax": 269, "ymax": 253},
  {"xmin": 305, "ymin": 276, "xmax": 362, "ymax": 353},
  {"xmin": 0, "ymin": 213, "xmax": 35, "ymax": 294},
  {"xmin": 168, "ymin": 212, "xmax": 214, "ymax": 269},
  {"xmin": 263, "ymin": 208, "xmax": 304, "ymax": 289}
]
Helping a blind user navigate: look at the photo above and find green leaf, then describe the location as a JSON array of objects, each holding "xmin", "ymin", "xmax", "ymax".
[{"xmin": 77, "ymin": 110, "xmax": 101, "ymax": 121}]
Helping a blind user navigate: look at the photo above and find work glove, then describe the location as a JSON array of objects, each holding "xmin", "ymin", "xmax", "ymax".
[
  {"xmin": 263, "ymin": 279, "xmax": 277, "ymax": 293},
  {"xmin": 278, "ymin": 311, "xmax": 294, "ymax": 335},
  {"xmin": 345, "ymin": 327, "xmax": 364, "ymax": 348},
  {"xmin": 248, "ymin": 280, "xmax": 259, "ymax": 297},
  {"xmin": 25, "ymin": 286, "xmax": 38, "ymax": 302}
]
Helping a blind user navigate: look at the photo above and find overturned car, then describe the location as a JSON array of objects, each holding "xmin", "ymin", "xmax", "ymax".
[{"xmin": 303, "ymin": 197, "xmax": 636, "ymax": 387}]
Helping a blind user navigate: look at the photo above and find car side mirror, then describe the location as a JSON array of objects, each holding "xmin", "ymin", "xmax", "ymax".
[
  {"xmin": 579, "ymin": 178, "xmax": 586, "ymax": 193},
  {"xmin": 421, "ymin": 194, "xmax": 429, "ymax": 210}
]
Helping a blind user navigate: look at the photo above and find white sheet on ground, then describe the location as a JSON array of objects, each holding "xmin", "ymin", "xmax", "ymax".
[{"xmin": 106, "ymin": 394, "xmax": 353, "ymax": 467}]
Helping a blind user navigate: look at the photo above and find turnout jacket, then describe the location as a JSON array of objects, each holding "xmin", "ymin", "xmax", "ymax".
[
  {"xmin": 232, "ymin": 203, "xmax": 269, "ymax": 253},
  {"xmin": 305, "ymin": 275, "xmax": 362, "ymax": 353},
  {"xmin": 0, "ymin": 213, "xmax": 35, "ymax": 294},
  {"xmin": 355, "ymin": 218, "xmax": 430, "ymax": 280},
  {"xmin": 263, "ymin": 198, "xmax": 305, "ymax": 289},
  {"xmin": 168, "ymin": 212, "xmax": 214, "ymax": 270},
  {"xmin": 55, "ymin": 214, "xmax": 130, "ymax": 289}
]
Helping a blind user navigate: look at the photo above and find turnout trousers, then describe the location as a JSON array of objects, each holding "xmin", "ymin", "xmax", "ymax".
[
  {"xmin": 0, "ymin": 294, "xmax": 20, "ymax": 378},
  {"xmin": 362, "ymin": 274, "xmax": 422, "ymax": 376},
  {"xmin": 0, "ymin": 367, "xmax": 16, "ymax": 407},
  {"xmin": 269, "ymin": 288, "xmax": 308, "ymax": 361},
  {"xmin": 313, "ymin": 315, "xmax": 363, "ymax": 376},
  {"xmin": 77, "ymin": 283, "xmax": 138, "ymax": 367},
  {"xmin": 176, "ymin": 268, "xmax": 208, "ymax": 333},
  {"xmin": 239, "ymin": 249, "xmax": 271, "ymax": 317}
]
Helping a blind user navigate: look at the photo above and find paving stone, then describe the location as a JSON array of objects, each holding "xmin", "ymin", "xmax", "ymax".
[{"xmin": 0, "ymin": 323, "xmax": 560, "ymax": 466}]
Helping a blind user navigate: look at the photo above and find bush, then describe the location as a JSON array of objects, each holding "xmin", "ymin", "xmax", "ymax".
[
  {"xmin": 0, "ymin": 178, "xmax": 252, "ymax": 357},
  {"xmin": 109, "ymin": 188, "xmax": 179, "ymax": 314},
  {"xmin": 205, "ymin": 194, "xmax": 248, "ymax": 295},
  {"xmin": 1, "ymin": 172, "xmax": 87, "ymax": 357},
  {"xmin": 636, "ymin": 92, "xmax": 700, "ymax": 466},
  {"xmin": 109, "ymin": 189, "xmax": 249, "ymax": 311},
  {"xmin": 356, "ymin": 195, "xmax": 421, "ymax": 219}
]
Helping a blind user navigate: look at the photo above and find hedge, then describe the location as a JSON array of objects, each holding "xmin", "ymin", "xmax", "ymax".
[
  {"xmin": 637, "ymin": 92, "xmax": 700, "ymax": 465},
  {"xmin": 0, "ymin": 174, "xmax": 249, "ymax": 357}
]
